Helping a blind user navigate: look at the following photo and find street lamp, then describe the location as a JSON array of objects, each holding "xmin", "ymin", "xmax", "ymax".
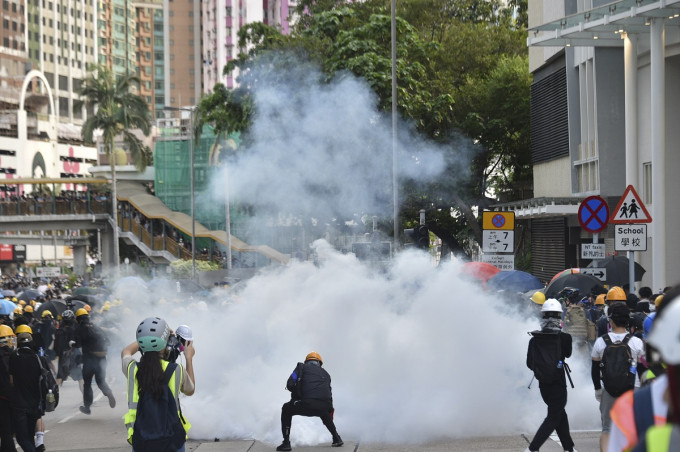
[{"xmin": 163, "ymin": 106, "xmax": 197, "ymax": 281}]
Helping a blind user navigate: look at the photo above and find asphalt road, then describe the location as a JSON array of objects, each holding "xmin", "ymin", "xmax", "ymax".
[{"xmin": 34, "ymin": 377, "xmax": 601, "ymax": 452}]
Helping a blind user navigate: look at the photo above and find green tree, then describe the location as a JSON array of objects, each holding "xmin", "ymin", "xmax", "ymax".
[{"xmin": 77, "ymin": 65, "xmax": 152, "ymax": 268}]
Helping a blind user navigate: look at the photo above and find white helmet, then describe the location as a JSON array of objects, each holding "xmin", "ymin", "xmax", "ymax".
[
  {"xmin": 647, "ymin": 297, "xmax": 680, "ymax": 365},
  {"xmin": 175, "ymin": 325, "xmax": 193, "ymax": 342},
  {"xmin": 541, "ymin": 298, "xmax": 563, "ymax": 313}
]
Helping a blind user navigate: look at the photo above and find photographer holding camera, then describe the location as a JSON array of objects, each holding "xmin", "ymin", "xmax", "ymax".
[{"xmin": 165, "ymin": 325, "xmax": 192, "ymax": 364}]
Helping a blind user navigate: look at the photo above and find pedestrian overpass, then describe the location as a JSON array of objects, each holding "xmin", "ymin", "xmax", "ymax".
[{"xmin": 0, "ymin": 178, "xmax": 289, "ymax": 276}]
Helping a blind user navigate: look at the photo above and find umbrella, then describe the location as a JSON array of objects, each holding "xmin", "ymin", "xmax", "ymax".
[
  {"xmin": 550, "ymin": 268, "xmax": 580, "ymax": 283},
  {"xmin": 1, "ymin": 289, "xmax": 16, "ymax": 297},
  {"xmin": 587, "ymin": 255, "xmax": 646, "ymax": 288},
  {"xmin": 36, "ymin": 299, "xmax": 86, "ymax": 318},
  {"xmin": 72, "ymin": 286, "xmax": 97, "ymax": 297},
  {"xmin": 544, "ymin": 272, "xmax": 605, "ymax": 299},
  {"xmin": 18, "ymin": 289, "xmax": 42, "ymax": 302},
  {"xmin": 487, "ymin": 270, "xmax": 544, "ymax": 293},
  {"xmin": 0, "ymin": 299, "xmax": 16, "ymax": 315},
  {"xmin": 461, "ymin": 261, "xmax": 501, "ymax": 283}
]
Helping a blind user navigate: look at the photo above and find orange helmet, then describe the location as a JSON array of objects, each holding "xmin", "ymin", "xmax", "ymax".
[
  {"xmin": 83, "ymin": 304, "xmax": 91, "ymax": 312},
  {"xmin": 305, "ymin": 351, "xmax": 323, "ymax": 364},
  {"xmin": 606, "ymin": 286, "xmax": 627, "ymax": 302},
  {"xmin": 24, "ymin": 305, "xmax": 33, "ymax": 313},
  {"xmin": 595, "ymin": 294, "xmax": 606, "ymax": 305}
]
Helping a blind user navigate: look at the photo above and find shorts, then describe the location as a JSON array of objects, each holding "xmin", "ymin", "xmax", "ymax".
[{"xmin": 600, "ymin": 389, "xmax": 617, "ymax": 432}]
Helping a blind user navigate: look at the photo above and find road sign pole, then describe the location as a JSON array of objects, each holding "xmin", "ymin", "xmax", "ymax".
[
  {"xmin": 629, "ymin": 250, "xmax": 635, "ymax": 292},
  {"xmin": 593, "ymin": 233, "xmax": 599, "ymax": 268}
]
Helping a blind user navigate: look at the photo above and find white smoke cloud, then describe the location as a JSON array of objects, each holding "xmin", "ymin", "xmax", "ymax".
[{"xmin": 106, "ymin": 241, "xmax": 601, "ymax": 446}]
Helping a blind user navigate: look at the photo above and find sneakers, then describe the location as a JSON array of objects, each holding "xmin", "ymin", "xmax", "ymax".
[
  {"xmin": 275, "ymin": 440, "xmax": 292, "ymax": 451},
  {"xmin": 107, "ymin": 392, "xmax": 116, "ymax": 408},
  {"xmin": 332, "ymin": 436, "xmax": 344, "ymax": 447},
  {"xmin": 35, "ymin": 445, "xmax": 45, "ymax": 452},
  {"xmin": 79, "ymin": 405, "xmax": 91, "ymax": 415}
]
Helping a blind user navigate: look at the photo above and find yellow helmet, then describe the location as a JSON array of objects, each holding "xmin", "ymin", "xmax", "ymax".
[
  {"xmin": 0, "ymin": 324, "xmax": 14, "ymax": 347},
  {"xmin": 41, "ymin": 310, "xmax": 53, "ymax": 318},
  {"xmin": 14, "ymin": 324, "xmax": 32, "ymax": 335},
  {"xmin": 12, "ymin": 297, "xmax": 17, "ymax": 302},
  {"xmin": 24, "ymin": 305, "xmax": 33, "ymax": 313},
  {"xmin": 0, "ymin": 324, "xmax": 14, "ymax": 338},
  {"xmin": 75, "ymin": 308, "xmax": 89, "ymax": 318},
  {"xmin": 655, "ymin": 294, "xmax": 664, "ymax": 308},
  {"xmin": 606, "ymin": 286, "xmax": 627, "ymax": 302},
  {"xmin": 530, "ymin": 291, "xmax": 546, "ymax": 305},
  {"xmin": 13, "ymin": 306, "xmax": 22, "ymax": 315},
  {"xmin": 595, "ymin": 294, "xmax": 606, "ymax": 305},
  {"xmin": 30, "ymin": 300, "xmax": 36, "ymax": 307},
  {"xmin": 18, "ymin": 300, "xmax": 25, "ymax": 306},
  {"xmin": 305, "ymin": 351, "xmax": 323, "ymax": 364}
]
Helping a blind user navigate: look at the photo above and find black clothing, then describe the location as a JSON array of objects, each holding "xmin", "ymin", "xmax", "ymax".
[
  {"xmin": 528, "ymin": 384, "xmax": 575, "ymax": 452},
  {"xmin": 0, "ymin": 346, "xmax": 16, "ymax": 452},
  {"xmin": 75, "ymin": 318, "xmax": 112, "ymax": 408},
  {"xmin": 527, "ymin": 329, "xmax": 575, "ymax": 451},
  {"xmin": 9, "ymin": 346, "xmax": 44, "ymax": 452},
  {"xmin": 36, "ymin": 319, "xmax": 56, "ymax": 362},
  {"xmin": 596, "ymin": 314, "xmax": 610, "ymax": 338},
  {"xmin": 280, "ymin": 360, "xmax": 340, "ymax": 444},
  {"xmin": 526, "ymin": 331, "xmax": 573, "ymax": 387},
  {"xmin": 54, "ymin": 322, "xmax": 78, "ymax": 381}
]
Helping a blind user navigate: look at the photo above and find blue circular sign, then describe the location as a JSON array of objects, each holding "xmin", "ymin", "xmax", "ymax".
[{"xmin": 578, "ymin": 196, "xmax": 609, "ymax": 233}]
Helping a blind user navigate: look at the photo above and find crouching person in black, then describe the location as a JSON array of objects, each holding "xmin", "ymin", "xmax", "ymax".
[
  {"xmin": 525, "ymin": 299, "xmax": 577, "ymax": 452},
  {"xmin": 276, "ymin": 351, "xmax": 343, "ymax": 451}
]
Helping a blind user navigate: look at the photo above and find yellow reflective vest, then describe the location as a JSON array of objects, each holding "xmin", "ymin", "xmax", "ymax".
[
  {"xmin": 642, "ymin": 424, "xmax": 680, "ymax": 451},
  {"xmin": 124, "ymin": 359, "xmax": 191, "ymax": 444}
]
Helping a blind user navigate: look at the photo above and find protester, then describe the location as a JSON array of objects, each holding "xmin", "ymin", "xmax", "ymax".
[
  {"xmin": 54, "ymin": 310, "xmax": 82, "ymax": 390},
  {"xmin": 121, "ymin": 317, "xmax": 195, "ymax": 451},
  {"xmin": 74, "ymin": 308, "xmax": 115, "ymax": 414},
  {"xmin": 591, "ymin": 301, "xmax": 645, "ymax": 451},
  {"xmin": 525, "ymin": 298, "xmax": 577, "ymax": 452},
  {"xmin": 606, "ymin": 285, "xmax": 679, "ymax": 452},
  {"xmin": 277, "ymin": 351, "xmax": 343, "ymax": 451},
  {"xmin": 9, "ymin": 326, "xmax": 45, "ymax": 452},
  {"xmin": 0, "ymin": 324, "xmax": 16, "ymax": 452}
]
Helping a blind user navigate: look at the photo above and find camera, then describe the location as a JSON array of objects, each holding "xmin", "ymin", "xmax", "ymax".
[{"xmin": 165, "ymin": 334, "xmax": 182, "ymax": 363}]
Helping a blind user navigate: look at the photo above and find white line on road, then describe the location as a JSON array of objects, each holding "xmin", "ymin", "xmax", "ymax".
[{"xmin": 58, "ymin": 392, "xmax": 105, "ymax": 423}]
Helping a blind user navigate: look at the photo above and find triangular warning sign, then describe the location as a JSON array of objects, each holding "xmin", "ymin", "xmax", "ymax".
[{"xmin": 609, "ymin": 185, "xmax": 652, "ymax": 224}]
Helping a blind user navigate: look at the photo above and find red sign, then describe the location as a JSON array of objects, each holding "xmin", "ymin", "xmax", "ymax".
[
  {"xmin": 609, "ymin": 185, "xmax": 652, "ymax": 224},
  {"xmin": 578, "ymin": 196, "xmax": 609, "ymax": 233},
  {"xmin": 0, "ymin": 244, "xmax": 13, "ymax": 262}
]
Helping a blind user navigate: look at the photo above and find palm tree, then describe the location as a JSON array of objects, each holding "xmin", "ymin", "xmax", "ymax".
[{"xmin": 77, "ymin": 65, "xmax": 151, "ymax": 272}]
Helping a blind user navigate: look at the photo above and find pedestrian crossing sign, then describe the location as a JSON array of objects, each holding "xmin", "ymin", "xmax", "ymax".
[{"xmin": 609, "ymin": 185, "xmax": 652, "ymax": 224}]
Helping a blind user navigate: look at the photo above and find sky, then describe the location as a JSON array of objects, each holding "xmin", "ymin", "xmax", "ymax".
[{"xmin": 105, "ymin": 54, "xmax": 601, "ymax": 447}]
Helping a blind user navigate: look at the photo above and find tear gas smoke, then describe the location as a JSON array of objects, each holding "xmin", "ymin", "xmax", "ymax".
[
  {"xmin": 107, "ymin": 243, "xmax": 601, "ymax": 446},
  {"xmin": 104, "ymin": 54, "xmax": 600, "ymax": 446}
]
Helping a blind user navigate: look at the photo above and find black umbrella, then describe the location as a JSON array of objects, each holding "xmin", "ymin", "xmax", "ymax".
[
  {"xmin": 36, "ymin": 299, "xmax": 86, "ymax": 318},
  {"xmin": 587, "ymin": 255, "xmax": 646, "ymax": 288},
  {"xmin": 67, "ymin": 294, "xmax": 100, "ymax": 308},
  {"xmin": 18, "ymin": 289, "xmax": 43, "ymax": 302},
  {"xmin": 544, "ymin": 272, "xmax": 605, "ymax": 299}
]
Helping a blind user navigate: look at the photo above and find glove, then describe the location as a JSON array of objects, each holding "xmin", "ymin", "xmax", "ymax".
[{"xmin": 595, "ymin": 389, "xmax": 603, "ymax": 402}]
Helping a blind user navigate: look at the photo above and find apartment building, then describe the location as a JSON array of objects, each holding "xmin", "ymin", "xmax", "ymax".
[{"xmin": 515, "ymin": 0, "xmax": 680, "ymax": 290}]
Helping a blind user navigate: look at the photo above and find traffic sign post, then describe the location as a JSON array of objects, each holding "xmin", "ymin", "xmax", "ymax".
[
  {"xmin": 615, "ymin": 224, "xmax": 647, "ymax": 251},
  {"xmin": 580, "ymin": 267, "xmax": 607, "ymax": 282},
  {"xmin": 578, "ymin": 196, "xmax": 610, "ymax": 233},
  {"xmin": 609, "ymin": 185, "xmax": 652, "ymax": 224},
  {"xmin": 481, "ymin": 211, "xmax": 515, "ymax": 270}
]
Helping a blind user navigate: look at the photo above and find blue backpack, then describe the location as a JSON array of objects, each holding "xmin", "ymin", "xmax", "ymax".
[{"xmin": 131, "ymin": 362, "xmax": 185, "ymax": 452}]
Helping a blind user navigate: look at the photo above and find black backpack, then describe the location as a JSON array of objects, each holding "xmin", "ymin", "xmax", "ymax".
[
  {"xmin": 131, "ymin": 362, "xmax": 186, "ymax": 452},
  {"xmin": 600, "ymin": 333, "xmax": 636, "ymax": 397},
  {"xmin": 528, "ymin": 331, "xmax": 564, "ymax": 385},
  {"xmin": 35, "ymin": 354, "xmax": 59, "ymax": 413}
]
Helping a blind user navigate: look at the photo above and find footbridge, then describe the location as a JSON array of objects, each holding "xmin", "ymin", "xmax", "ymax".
[{"xmin": 0, "ymin": 178, "xmax": 289, "ymax": 276}]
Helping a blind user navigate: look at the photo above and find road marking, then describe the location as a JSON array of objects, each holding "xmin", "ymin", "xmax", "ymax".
[{"xmin": 58, "ymin": 392, "xmax": 105, "ymax": 423}]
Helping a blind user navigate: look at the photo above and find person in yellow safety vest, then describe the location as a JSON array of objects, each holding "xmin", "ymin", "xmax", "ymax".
[
  {"xmin": 121, "ymin": 317, "xmax": 195, "ymax": 451},
  {"xmin": 608, "ymin": 285, "xmax": 680, "ymax": 452}
]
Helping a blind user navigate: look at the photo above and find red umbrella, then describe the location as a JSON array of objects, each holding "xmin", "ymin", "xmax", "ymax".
[
  {"xmin": 461, "ymin": 261, "xmax": 501, "ymax": 283},
  {"xmin": 550, "ymin": 268, "xmax": 580, "ymax": 283}
]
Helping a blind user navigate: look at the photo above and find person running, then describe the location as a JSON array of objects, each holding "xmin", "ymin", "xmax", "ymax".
[
  {"xmin": 121, "ymin": 317, "xmax": 195, "ymax": 452},
  {"xmin": 591, "ymin": 302, "xmax": 645, "ymax": 451},
  {"xmin": 53, "ymin": 310, "xmax": 82, "ymax": 390},
  {"xmin": 8, "ymin": 326, "xmax": 45, "ymax": 452},
  {"xmin": 525, "ymin": 299, "xmax": 577, "ymax": 452},
  {"xmin": 0, "ymin": 325, "xmax": 16, "ymax": 452},
  {"xmin": 276, "ymin": 351, "xmax": 343, "ymax": 451},
  {"xmin": 73, "ymin": 308, "xmax": 115, "ymax": 414}
]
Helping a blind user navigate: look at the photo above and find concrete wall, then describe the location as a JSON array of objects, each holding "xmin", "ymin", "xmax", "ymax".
[{"xmin": 533, "ymin": 156, "xmax": 572, "ymax": 197}]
